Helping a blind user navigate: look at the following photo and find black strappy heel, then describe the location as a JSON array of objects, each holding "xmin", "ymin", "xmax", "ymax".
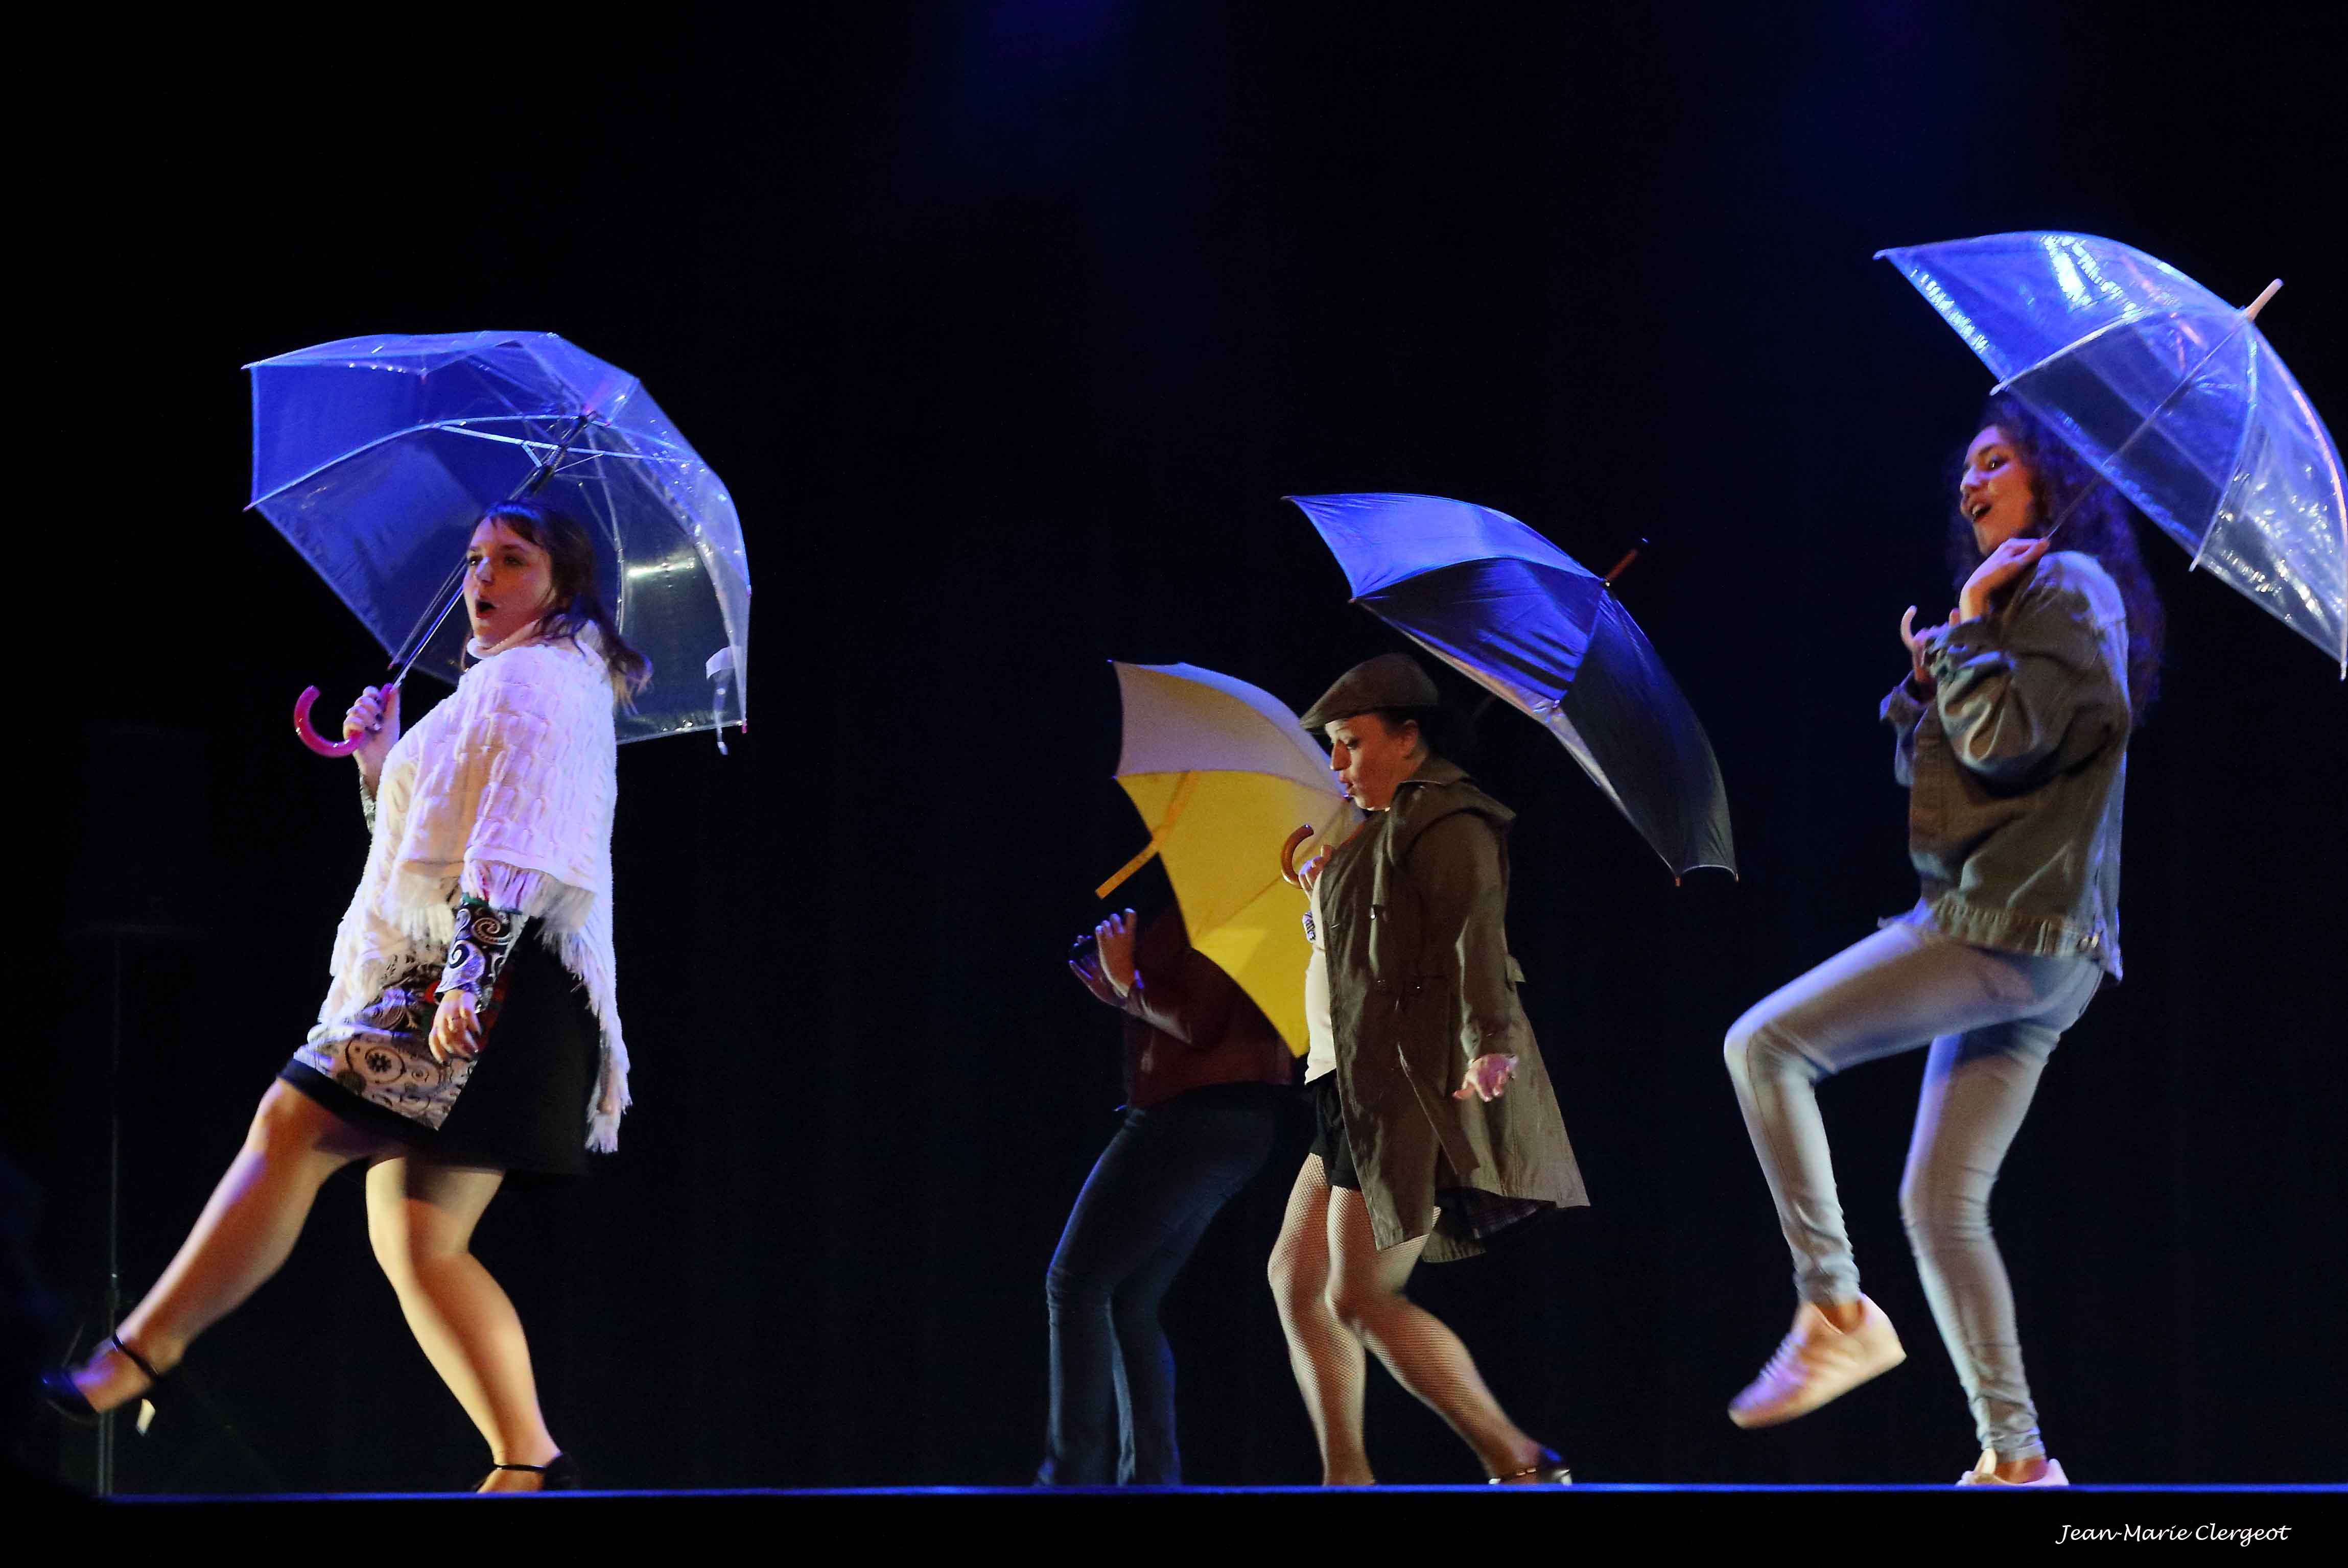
[
  {"xmin": 482, "ymin": 1452, "xmax": 584, "ymax": 1491},
  {"xmin": 1487, "ymin": 1446, "xmax": 1574, "ymax": 1485},
  {"xmin": 38, "ymin": 1333, "xmax": 163, "ymax": 1429}
]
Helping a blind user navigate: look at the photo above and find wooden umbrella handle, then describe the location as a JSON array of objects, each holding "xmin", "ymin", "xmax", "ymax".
[{"xmin": 1279, "ymin": 824, "xmax": 1315, "ymax": 888}]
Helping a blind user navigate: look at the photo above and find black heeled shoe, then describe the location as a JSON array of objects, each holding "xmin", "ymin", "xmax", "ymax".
[
  {"xmin": 482, "ymin": 1452, "xmax": 584, "ymax": 1492},
  {"xmin": 1488, "ymin": 1446, "xmax": 1573, "ymax": 1485},
  {"xmin": 38, "ymin": 1334, "xmax": 162, "ymax": 1430}
]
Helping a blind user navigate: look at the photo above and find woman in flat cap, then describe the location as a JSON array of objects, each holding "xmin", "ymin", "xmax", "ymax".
[{"xmin": 1266, "ymin": 652, "xmax": 1584, "ymax": 1485}]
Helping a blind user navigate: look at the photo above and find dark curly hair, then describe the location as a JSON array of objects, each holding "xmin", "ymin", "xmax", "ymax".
[
  {"xmin": 1948, "ymin": 395, "xmax": 2165, "ymax": 723},
  {"xmin": 478, "ymin": 498, "xmax": 653, "ymax": 697}
]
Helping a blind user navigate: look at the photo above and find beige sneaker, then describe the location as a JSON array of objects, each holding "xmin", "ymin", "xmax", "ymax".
[
  {"xmin": 1727, "ymin": 1294, "xmax": 1906, "ymax": 1428},
  {"xmin": 1956, "ymin": 1450, "xmax": 2070, "ymax": 1486}
]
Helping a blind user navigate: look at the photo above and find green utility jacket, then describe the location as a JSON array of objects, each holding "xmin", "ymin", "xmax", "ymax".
[
  {"xmin": 1317, "ymin": 754, "xmax": 1586, "ymax": 1260},
  {"xmin": 1883, "ymin": 551, "xmax": 2132, "ymax": 978}
]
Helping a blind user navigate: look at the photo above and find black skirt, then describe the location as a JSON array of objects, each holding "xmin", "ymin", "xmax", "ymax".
[
  {"xmin": 1305, "ymin": 1072, "xmax": 1363, "ymax": 1191},
  {"xmin": 282, "ymin": 937, "xmax": 601, "ymax": 1178},
  {"xmin": 1306, "ymin": 1068, "xmax": 1552, "ymax": 1249}
]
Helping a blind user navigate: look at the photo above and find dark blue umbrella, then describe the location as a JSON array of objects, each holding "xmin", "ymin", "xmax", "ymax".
[{"xmin": 1289, "ymin": 492, "xmax": 1734, "ymax": 880}]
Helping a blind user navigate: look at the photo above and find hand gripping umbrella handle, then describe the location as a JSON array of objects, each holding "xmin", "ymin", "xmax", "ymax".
[
  {"xmin": 294, "ymin": 581, "xmax": 451, "ymax": 758},
  {"xmin": 292, "ymin": 685, "xmax": 370, "ymax": 757}
]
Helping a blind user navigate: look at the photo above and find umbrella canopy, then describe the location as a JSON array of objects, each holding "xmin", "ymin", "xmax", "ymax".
[
  {"xmin": 1880, "ymin": 232, "xmax": 2345, "ymax": 675},
  {"xmin": 1289, "ymin": 492, "xmax": 1735, "ymax": 880},
  {"xmin": 248, "ymin": 331, "xmax": 753, "ymax": 741},
  {"xmin": 1099, "ymin": 661, "xmax": 1358, "ymax": 1057}
]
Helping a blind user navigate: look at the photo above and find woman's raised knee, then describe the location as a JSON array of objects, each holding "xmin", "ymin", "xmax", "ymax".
[
  {"xmin": 1723, "ymin": 1010, "xmax": 1803, "ymax": 1080},
  {"xmin": 1045, "ymin": 1256, "xmax": 1107, "ymax": 1311}
]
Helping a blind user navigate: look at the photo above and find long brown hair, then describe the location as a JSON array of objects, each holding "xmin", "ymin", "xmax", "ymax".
[
  {"xmin": 1950, "ymin": 396, "xmax": 2165, "ymax": 723},
  {"xmin": 478, "ymin": 499, "xmax": 653, "ymax": 697}
]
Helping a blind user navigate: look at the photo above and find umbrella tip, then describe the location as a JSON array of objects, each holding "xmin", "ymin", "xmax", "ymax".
[
  {"xmin": 2243, "ymin": 279, "xmax": 2284, "ymax": 321},
  {"xmin": 1602, "ymin": 540, "xmax": 1649, "ymax": 586}
]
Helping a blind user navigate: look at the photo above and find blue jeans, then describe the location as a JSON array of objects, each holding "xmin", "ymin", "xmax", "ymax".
[
  {"xmin": 1039, "ymin": 1084, "xmax": 1281, "ymax": 1485},
  {"xmin": 1724, "ymin": 917, "xmax": 2103, "ymax": 1461}
]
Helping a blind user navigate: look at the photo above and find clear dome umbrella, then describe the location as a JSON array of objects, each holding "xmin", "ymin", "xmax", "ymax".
[
  {"xmin": 246, "ymin": 330, "xmax": 753, "ymax": 749},
  {"xmin": 1879, "ymin": 232, "xmax": 2345, "ymax": 676}
]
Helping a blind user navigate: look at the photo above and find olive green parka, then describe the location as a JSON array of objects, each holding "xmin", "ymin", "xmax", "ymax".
[{"xmin": 1318, "ymin": 754, "xmax": 1586, "ymax": 1260}]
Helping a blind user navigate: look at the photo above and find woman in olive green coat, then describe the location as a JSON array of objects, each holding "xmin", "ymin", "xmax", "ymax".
[{"xmin": 1267, "ymin": 653, "xmax": 1585, "ymax": 1485}]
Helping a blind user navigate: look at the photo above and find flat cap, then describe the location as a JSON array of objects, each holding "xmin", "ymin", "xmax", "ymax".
[{"xmin": 1299, "ymin": 652, "xmax": 1441, "ymax": 731}]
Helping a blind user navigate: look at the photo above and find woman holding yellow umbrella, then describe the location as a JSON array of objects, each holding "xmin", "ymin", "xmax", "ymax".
[
  {"xmin": 1037, "ymin": 661, "xmax": 1354, "ymax": 1486},
  {"xmin": 1043, "ymin": 902, "xmax": 1292, "ymax": 1486}
]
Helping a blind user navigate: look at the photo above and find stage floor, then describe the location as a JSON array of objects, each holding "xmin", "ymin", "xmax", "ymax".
[
  {"xmin": 54, "ymin": 1481, "xmax": 2345, "ymax": 1548},
  {"xmin": 101, "ymin": 1482, "xmax": 2348, "ymax": 1498}
]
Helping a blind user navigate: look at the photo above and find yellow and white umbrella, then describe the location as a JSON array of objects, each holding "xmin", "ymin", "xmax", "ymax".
[{"xmin": 1097, "ymin": 661, "xmax": 1358, "ymax": 1057}]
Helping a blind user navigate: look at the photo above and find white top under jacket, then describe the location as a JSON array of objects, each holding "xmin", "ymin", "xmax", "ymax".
[{"xmin": 1304, "ymin": 872, "xmax": 1336, "ymax": 1084}]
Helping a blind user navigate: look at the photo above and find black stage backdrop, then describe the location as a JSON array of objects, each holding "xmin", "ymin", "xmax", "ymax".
[{"xmin": 13, "ymin": 1, "xmax": 2345, "ymax": 1491}]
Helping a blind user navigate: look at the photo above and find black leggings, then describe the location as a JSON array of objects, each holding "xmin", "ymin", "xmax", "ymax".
[{"xmin": 1039, "ymin": 1083, "xmax": 1281, "ymax": 1485}]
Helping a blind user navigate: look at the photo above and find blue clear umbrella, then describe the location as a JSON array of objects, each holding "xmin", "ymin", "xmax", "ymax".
[
  {"xmin": 247, "ymin": 330, "xmax": 753, "ymax": 750},
  {"xmin": 1289, "ymin": 492, "xmax": 1734, "ymax": 880},
  {"xmin": 1880, "ymin": 231, "xmax": 2345, "ymax": 676}
]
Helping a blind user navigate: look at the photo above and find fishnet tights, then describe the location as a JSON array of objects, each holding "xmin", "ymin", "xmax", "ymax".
[{"xmin": 1267, "ymin": 1154, "xmax": 1538, "ymax": 1482}]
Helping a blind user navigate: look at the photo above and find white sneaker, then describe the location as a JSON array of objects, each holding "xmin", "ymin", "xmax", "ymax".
[
  {"xmin": 1956, "ymin": 1450, "xmax": 2070, "ymax": 1486},
  {"xmin": 1727, "ymin": 1294, "xmax": 1907, "ymax": 1428}
]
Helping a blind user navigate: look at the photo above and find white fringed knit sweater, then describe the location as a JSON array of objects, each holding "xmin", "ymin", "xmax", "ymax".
[{"xmin": 320, "ymin": 632, "xmax": 630, "ymax": 1150}]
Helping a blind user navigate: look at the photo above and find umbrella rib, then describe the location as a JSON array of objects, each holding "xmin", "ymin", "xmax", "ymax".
[
  {"xmin": 439, "ymin": 417, "xmax": 691, "ymax": 460},
  {"xmin": 249, "ymin": 418, "xmax": 466, "ymax": 506},
  {"xmin": 1095, "ymin": 771, "xmax": 1201, "ymax": 899},
  {"xmin": 1116, "ymin": 666, "xmax": 1340, "ymax": 789},
  {"xmin": 591, "ymin": 449, "xmax": 632, "ymax": 638},
  {"xmin": 250, "ymin": 417, "xmax": 695, "ymax": 511},
  {"xmin": 1241, "ymin": 695, "xmax": 1341, "ymax": 778},
  {"xmin": 1987, "ymin": 302, "xmax": 2222, "ymax": 396},
  {"xmin": 2191, "ymin": 341, "xmax": 2267, "ymax": 576},
  {"xmin": 2038, "ymin": 311, "xmax": 2258, "ymax": 551},
  {"xmin": 440, "ymin": 424, "xmax": 671, "ymax": 463},
  {"xmin": 1363, "ymin": 549, "xmax": 1588, "ymax": 595},
  {"xmin": 247, "ymin": 415, "xmax": 606, "ymax": 505},
  {"xmin": 1112, "ymin": 766, "xmax": 1340, "ymax": 792}
]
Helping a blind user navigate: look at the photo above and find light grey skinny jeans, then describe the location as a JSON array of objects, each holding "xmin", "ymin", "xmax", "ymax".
[{"xmin": 1723, "ymin": 915, "xmax": 2103, "ymax": 1461}]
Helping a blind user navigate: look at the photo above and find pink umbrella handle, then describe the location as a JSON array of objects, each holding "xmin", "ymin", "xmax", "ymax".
[{"xmin": 292, "ymin": 685, "xmax": 369, "ymax": 758}]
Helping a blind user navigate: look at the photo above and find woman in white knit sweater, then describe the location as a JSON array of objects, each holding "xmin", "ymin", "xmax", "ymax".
[{"xmin": 42, "ymin": 500, "xmax": 647, "ymax": 1492}]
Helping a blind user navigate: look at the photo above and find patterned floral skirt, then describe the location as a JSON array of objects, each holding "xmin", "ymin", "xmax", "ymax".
[{"xmin": 281, "ymin": 936, "xmax": 600, "ymax": 1177}]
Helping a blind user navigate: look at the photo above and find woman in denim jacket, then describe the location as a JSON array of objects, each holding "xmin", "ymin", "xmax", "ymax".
[{"xmin": 1721, "ymin": 396, "xmax": 2165, "ymax": 1487}]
